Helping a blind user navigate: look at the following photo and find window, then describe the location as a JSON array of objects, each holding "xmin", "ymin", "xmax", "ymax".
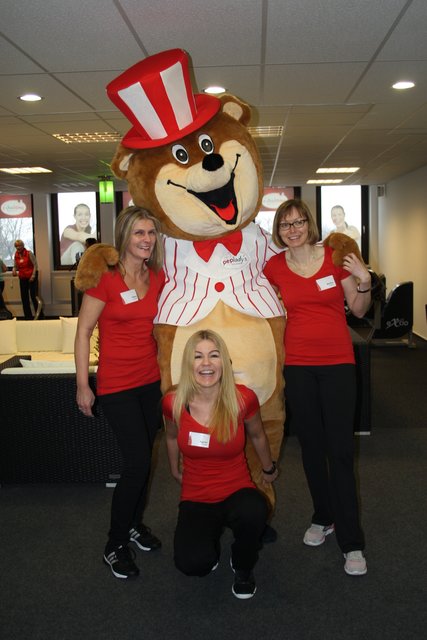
[{"xmin": 0, "ymin": 195, "xmax": 34, "ymax": 267}]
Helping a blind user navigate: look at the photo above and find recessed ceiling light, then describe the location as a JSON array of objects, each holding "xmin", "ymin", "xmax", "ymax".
[
  {"xmin": 307, "ymin": 179, "xmax": 343, "ymax": 184},
  {"xmin": 392, "ymin": 81, "xmax": 415, "ymax": 90},
  {"xmin": 0, "ymin": 167, "xmax": 52, "ymax": 174},
  {"xmin": 316, "ymin": 167, "xmax": 359, "ymax": 174},
  {"xmin": 203, "ymin": 85, "xmax": 226, "ymax": 94},
  {"xmin": 19, "ymin": 93, "xmax": 43, "ymax": 102}
]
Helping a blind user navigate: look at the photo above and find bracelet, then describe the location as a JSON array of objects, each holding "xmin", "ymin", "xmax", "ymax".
[
  {"xmin": 262, "ymin": 461, "xmax": 277, "ymax": 475},
  {"xmin": 357, "ymin": 283, "xmax": 371, "ymax": 293}
]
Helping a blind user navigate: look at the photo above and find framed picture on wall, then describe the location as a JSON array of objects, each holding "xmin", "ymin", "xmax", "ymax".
[
  {"xmin": 0, "ymin": 195, "xmax": 34, "ymax": 267},
  {"xmin": 51, "ymin": 192, "xmax": 99, "ymax": 269},
  {"xmin": 317, "ymin": 185, "xmax": 369, "ymax": 262}
]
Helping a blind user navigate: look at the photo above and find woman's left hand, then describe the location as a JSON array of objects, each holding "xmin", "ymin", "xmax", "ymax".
[{"xmin": 342, "ymin": 253, "xmax": 370, "ymax": 283}]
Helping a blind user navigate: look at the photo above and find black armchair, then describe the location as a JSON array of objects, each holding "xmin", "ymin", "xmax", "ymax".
[{"xmin": 367, "ymin": 281, "xmax": 415, "ymax": 347}]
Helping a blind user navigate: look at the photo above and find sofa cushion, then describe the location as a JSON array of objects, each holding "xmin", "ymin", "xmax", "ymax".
[
  {"xmin": 60, "ymin": 316, "xmax": 78, "ymax": 353},
  {"xmin": 0, "ymin": 319, "xmax": 17, "ymax": 354},
  {"xmin": 16, "ymin": 319, "xmax": 62, "ymax": 352},
  {"xmin": 20, "ymin": 359, "xmax": 75, "ymax": 369},
  {"xmin": 1, "ymin": 365, "xmax": 98, "ymax": 375}
]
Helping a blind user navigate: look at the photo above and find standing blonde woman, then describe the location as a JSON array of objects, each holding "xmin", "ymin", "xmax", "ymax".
[
  {"xmin": 75, "ymin": 206, "xmax": 164, "ymax": 579},
  {"xmin": 163, "ymin": 329, "xmax": 278, "ymax": 600}
]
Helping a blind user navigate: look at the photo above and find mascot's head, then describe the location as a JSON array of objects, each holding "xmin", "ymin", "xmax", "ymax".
[{"xmin": 107, "ymin": 48, "xmax": 263, "ymax": 241}]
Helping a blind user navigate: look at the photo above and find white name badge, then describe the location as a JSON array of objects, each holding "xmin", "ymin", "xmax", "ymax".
[
  {"xmin": 316, "ymin": 275, "xmax": 336, "ymax": 291},
  {"xmin": 188, "ymin": 431, "xmax": 210, "ymax": 448},
  {"xmin": 120, "ymin": 289, "xmax": 139, "ymax": 304}
]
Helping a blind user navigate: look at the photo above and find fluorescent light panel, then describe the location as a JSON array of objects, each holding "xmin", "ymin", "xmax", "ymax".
[
  {"xmin": 0, "ymin": 166, "xmax": 52, "ymax": 174},
  {"xmin": 248, "ymin": 125, "xmax": 284, "ymax": 138},
  {"xmin": 53, "ymin": 132, "xmax": 122, "ymax": 144},
  {"xmin": 307, "ymin": 179, "xmax": 343, "ymax": 184},
  {"xmin": 316, "ymin": 167, "xmax": 359, "ymax": 174}
]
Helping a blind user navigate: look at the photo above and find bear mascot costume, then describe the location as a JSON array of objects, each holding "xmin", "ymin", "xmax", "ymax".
[{"xmin": 76, "ymin": 49, "xmax": 361, "ymax": 517}]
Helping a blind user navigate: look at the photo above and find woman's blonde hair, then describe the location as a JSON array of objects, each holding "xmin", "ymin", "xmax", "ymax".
[
  {"xmin": 115, "ymin": 205, "xmax": 164, "ymax": 272},
  {"xmin": 271, "ymin": 198, "xmax": 319, "ymax": 247},
  {"xmin": 172, "ymin": 329, "xmax": 242, "ymax": 443}
]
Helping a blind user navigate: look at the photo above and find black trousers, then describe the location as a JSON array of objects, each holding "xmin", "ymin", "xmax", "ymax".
[
  {"xmin": 284, "ymin": 363, "xmax": 365, "ymax": 553},
  {"xmin": 174, "ymin": 488, "xmax": 268, "ymax": 577},
  {"xmin": 99, "ymin": 380, "xmax": 162, "ymax": 548},
  {"xmin": 19, "ymin": 275, "xmax": 38, "ymax": 319}
]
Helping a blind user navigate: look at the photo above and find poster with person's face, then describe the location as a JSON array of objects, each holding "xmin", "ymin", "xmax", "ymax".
[
  {"xmin": 57, "ymin": 192, "xmax": 97, "ymax": 265},
  {"xmin": 320, "ymin": 185, "xmax": 362, "ymax": 248}
]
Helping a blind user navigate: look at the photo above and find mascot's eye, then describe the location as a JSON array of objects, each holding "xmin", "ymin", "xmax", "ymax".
[
  {"xmin": 198, "ymin": 134, "xmax": 214, "ymax": 154},
  {"xmin": 171, "ymin": 144, "xmax": 189, "ymax": 165}
]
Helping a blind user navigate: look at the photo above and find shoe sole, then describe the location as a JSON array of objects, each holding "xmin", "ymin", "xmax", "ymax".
[
  {"xmin": 303, "ymin": 526, "xmax": 334, "ymax": 547},
  {"xmin": 103, "ymin": 555, "xmax": 139, "ymax": 579},
  {"xmin": 232, "ymin": 586, "xmax": 257, "ymax": 600},
  {"xmin": 129, "ymin": 538, "xmax": 161, "ymax": 552},
  {"xmin": 345, "ymin": 567, "xmax": 367, "ymax": 576}
]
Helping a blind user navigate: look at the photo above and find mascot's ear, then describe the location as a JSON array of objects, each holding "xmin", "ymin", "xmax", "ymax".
[
  {"xmin": 110, "ymin": 145, "xmax": 134, "ymax": 180},
  {"xmin": 219, "ymin": 94, "xmax": 252, "ymax": 126},
  {"xmin": 323, "ymin": 232, "xmax": 363, "ymax": 266},
  {"xmin": 74, "ymin": 243, "xmax": 119, "ymax": 291}
]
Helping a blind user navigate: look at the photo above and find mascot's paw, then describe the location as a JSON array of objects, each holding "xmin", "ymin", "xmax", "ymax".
[
  {"xmin": 323, "ymin": 232, "xmax": 362, "ymax": 266},
  {"xmin": 74, "ymin": 243, "xmax": 119, "ymax": 291}
]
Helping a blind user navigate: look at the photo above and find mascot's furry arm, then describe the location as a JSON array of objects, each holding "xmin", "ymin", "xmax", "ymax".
[
  {"xmin": 323, "ymin": 232, "xmax": 363, "ymax": 265},
  {"xmin": 74, "ymin": 243, "xmax": 119, "ymax": 291}
]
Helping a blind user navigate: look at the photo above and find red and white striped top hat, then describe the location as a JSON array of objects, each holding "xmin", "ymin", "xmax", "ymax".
[{"xmin": 107, "ymin": 49, "xmax": 221, "ymax": 149}]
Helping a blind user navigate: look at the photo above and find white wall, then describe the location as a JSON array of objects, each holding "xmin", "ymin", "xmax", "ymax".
[{"xmin": 377, "ymin": 167, "xmax": 427, "ymax": 340}]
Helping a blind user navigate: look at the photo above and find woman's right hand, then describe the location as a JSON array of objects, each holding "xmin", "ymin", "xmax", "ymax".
[{"xmin": 76, "ymin": 385, "xmax": 95, "ymax": 417}]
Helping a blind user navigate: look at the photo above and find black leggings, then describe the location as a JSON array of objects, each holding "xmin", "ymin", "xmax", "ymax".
[
  {"xmin": 99, "ymin": 380, "xmax": 162, "ymax": 547},
  {"xmin": 174, "ymin": 488, "xmax": 268, "ymax": 577},
  {"xmin": 285, "ymin": 364, "xmax": 364, "ymax": 553}
]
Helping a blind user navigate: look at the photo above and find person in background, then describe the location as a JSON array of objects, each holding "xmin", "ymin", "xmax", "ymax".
[
  {"xmin": 163, "ymin": 329, "xmax": 278, "ymax": 600},
  {"xmin": 12, "ymin": 239, "xmax": 39, "ymax": 320},
  {"xmin": 0, "ymin": 257, "xmax": 7, "ymax": 309},
  {"xmin": 60, "ymin": 203, "xmax": 96, "ymax": 265},
  {"xmin": 264, "ymin": 199, "xmax": 372, "ymax": 577},
  {"xmin": 74, "ymin": 206, "xmax": 165, "ymax": 580},
  {"xmin": 330, "ymin": 205, "xmax": 360, "ymax": 242}
]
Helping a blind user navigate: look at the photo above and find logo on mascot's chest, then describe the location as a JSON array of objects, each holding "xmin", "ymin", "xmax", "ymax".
[{"xmin": 221, "ymin": 252, "xmax": 248, "ymax": 269}]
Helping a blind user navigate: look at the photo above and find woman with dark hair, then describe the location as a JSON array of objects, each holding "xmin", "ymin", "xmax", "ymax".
[
  {"xmin": 264, "ymin": 199, "xmax": 371, "ymax": 576},
  {"xmin": 75, "ymin": 206, "xmax": 164, "ymax": 579},
  {"xmin": 163, "ymin": 329, "xmax": 278, "ymax": 600}
]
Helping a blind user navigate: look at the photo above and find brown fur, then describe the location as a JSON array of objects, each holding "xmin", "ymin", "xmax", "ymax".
[
  {"xmin": 74, "ymin": 243, "xmax": 119, "ymax": 291},
  {"xmin": 323, "ymin": 232, "xmax": 363, "ymax": 265}
]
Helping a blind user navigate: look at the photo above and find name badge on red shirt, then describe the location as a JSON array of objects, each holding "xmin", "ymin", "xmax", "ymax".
[
  {"xmin": 120, "ymin": 289, "xmax": 139, "ymax": 304},
  {"xmin": 188, "ymin": 432, "xmax": 210, "ymax": 448},
  {"xmin": 316, "ymin": 275, "xmax": 336, "ymax": 291}
]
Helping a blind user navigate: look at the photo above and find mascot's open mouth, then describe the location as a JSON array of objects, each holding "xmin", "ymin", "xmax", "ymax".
[
  {"xmin": 187, "ymin": 173, "xmax": 238, "ymax": 224},
  {"xmin": 167, "ymin": 154, "xmax": 240, "ymax": 225}
]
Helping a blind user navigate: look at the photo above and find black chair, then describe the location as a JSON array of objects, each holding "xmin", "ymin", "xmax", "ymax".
[{"xmin": 367, "ymin": 281, "xmax": 415, "ymax": 347}]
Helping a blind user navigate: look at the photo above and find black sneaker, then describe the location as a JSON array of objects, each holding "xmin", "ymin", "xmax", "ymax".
[
  {"xmin": 232, "ymin": 569, "xmax": 257, "ymax": 600},
  {"xmin": 129, "ymin": 525, "xmax": 162, "ymax": 551},
  {"xmin": 103, "ymin": 544, "xmax": 139, "ymax": 579}
]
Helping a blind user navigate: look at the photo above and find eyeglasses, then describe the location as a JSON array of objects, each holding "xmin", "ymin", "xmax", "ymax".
[{"xmin": 279, "ymin": 218, "xmax": 308, "ymax": 231}]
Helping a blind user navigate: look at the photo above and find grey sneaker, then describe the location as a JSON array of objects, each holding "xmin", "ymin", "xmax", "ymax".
[
  {"xmin": 303, "ymin": 523, "xmax": 334, "ymax": 546},
  {"xmin": 344, "ymin": 550, "xmax": 367, "ymax": 576}
]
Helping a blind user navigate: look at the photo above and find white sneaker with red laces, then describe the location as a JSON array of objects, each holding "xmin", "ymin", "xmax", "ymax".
[{"xmin": 344, "ymin": 550, "xmax": 367, "ymax": 576}]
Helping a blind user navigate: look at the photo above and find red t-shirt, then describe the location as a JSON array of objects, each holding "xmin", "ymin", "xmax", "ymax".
[
  {"xmin": 162, "ymin": 384, "xmax": 259, "ymax": 503},
  {"xmin": 264, "ymin": 245, "xmax": 354, "ymax": 365},
  {"xmin": 86, "ymin": 268, "xmax": 165, "ymax": 395}
]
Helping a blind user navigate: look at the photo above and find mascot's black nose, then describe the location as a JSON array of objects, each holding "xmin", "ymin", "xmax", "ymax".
[{"xmin": 202, "ymin": 153, "xmax": 224, "ymax": 172}]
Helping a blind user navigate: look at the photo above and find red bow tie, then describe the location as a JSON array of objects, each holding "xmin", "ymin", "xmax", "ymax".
[{"xmin": 193, "ymin": 230, "xmax": 243, "ymax": 262}]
